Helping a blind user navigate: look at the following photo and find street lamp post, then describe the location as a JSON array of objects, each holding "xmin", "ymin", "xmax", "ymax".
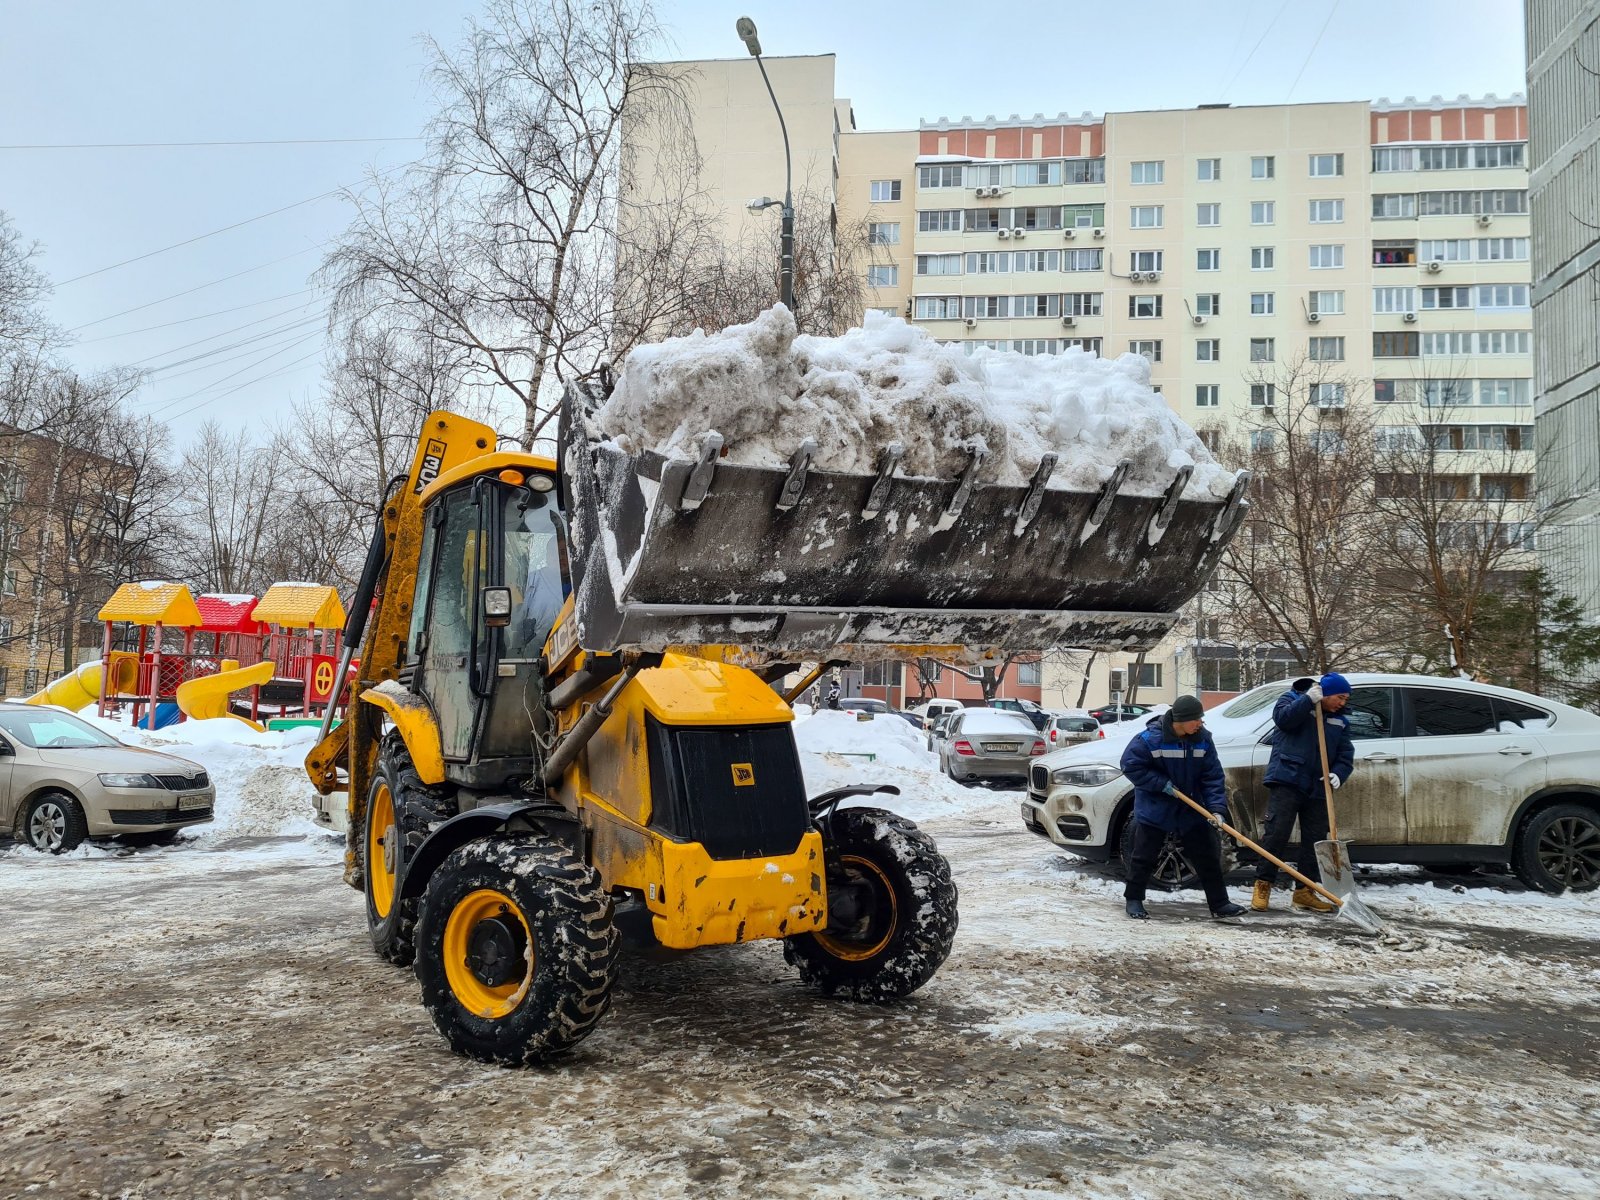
[{"xmin": 736, "ymin": 17, "xmax": 794, "ymax": 313}]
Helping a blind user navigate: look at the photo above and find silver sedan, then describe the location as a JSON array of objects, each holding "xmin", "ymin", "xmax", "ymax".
[{"xmin": 938, "ymin": 708, "xmax": 1046, "ymax": 786}]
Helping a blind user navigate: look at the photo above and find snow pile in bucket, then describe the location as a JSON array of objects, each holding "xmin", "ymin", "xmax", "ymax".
[
  {"xmin": 594, "ymin": 306, "xmax": 1235, "ymax": 500},
  {"xmin": 87, "ymin": 714, "xmax": 327, "ymax": 839}
]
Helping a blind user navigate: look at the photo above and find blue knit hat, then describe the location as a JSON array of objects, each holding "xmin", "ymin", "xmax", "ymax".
[{"xmin": 1319, "ymin": 672, "xmax": 1351, "ymax": 697}]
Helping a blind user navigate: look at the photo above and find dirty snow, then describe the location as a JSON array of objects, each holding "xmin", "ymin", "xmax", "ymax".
[
  {"xmin": 4, "ymin": 710, "xmax": 1599, "ymax": 1197},
  {"xmin": 594, "ymin": 306, "xmax": 1236, "ymax": 500}
]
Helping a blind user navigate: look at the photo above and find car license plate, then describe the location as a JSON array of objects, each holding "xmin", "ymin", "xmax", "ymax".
[
  {"xmin": 178, "ymin": 795, "xmax": 208, "ymax": 811},
  {"xmin": 986, "ymin": 742, "xmax": 1020, "ymax": 753}
]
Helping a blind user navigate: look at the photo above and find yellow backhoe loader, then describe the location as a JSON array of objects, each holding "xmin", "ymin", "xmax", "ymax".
[{"xmin": 305, "ymin": 386, "xmax": 1249, "ymax": 1065}]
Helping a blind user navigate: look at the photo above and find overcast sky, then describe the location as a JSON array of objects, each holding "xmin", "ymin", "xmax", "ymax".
[{"xmin": 0, "ymin": 0, "xmax": 1527, "ymax": 443}]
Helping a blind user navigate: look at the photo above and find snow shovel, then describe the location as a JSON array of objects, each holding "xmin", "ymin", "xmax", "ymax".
[
  {"xmin": 1166, "ymin": 786, "xmax": 1385, "ymax": 936},
  {"xmin": 1311, "ymin": 701, "xmax": 1364, "ymax": 909}
]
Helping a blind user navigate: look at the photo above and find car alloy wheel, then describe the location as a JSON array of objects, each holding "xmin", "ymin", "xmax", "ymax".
[
  {"xmin": 1536, "ymin": 811, "xmax": 1600, "ymax": 890},
  {"xmin": 29, "ymin": 800, "xmax": 69, "ymax": 851}
]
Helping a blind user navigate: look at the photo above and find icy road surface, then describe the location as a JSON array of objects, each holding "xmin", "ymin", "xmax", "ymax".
[{"xmin": 2, "ymin": 715, "xmax": 1599, "ymax": 1199}]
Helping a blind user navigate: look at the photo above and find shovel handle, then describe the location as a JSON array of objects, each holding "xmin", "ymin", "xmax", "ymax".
[
  {"xmin": 1313, "ymin": 694, "xmax": 1339, "ymax": 842},
  {"xmin": 1167, "ymin": 786, "xmax": 1345, "ymax": 910}
]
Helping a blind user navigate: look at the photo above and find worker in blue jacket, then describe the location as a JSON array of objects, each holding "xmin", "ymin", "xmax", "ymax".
[
  {"xmin": 1251, "ymin": 673, "xmax": 1356, "ymax": 913},
  {"xmin": 1118, "ymin": 695, "xmax": 1246, "ymax": 920}
]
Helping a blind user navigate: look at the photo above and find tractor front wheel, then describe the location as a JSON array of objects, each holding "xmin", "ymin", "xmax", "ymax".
[
  {"xmin": 414, "ymin": 835, "xmax": 618, "ymax": 1065},
  {"xmin": 363, "ymin": 735, "xmax": 456, "ymax": 966},
  {"xmin": 784, "ymin": 807, "xmax": 958, "ymax": 1002}
]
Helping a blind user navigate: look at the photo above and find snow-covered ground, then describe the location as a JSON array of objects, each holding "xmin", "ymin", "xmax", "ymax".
[{"xmin": 2, "ymin": 712, "xmax": 1598, "ymax": 1198}]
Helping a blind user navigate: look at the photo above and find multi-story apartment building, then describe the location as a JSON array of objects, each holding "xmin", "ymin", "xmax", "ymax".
[
  {"xmin": 1526, "ymin": 2, "xmax": 1600, "ymax": 646},
  {"xmin": 631, "ymin": 56, "xmax": 1533, "ymax": 709}
]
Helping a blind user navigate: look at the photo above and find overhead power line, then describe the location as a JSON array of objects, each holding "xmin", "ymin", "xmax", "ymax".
[
  {"xmin": 127, "ymin": 302, "xmax": 323, "ymax": 367},
  {"xmin": 0, "ymin": 136, "xmax": 424, "ymax": 149},
  {"xmin": 67, "ymin": 244, "xmax": 329, "ymax": 331},
  {"xmin": 160, "ymin": 347, "xmax": 327, "ymax": 424},
  {"xmin": 74, "ymin": 289, "xmax": 315, "ymax": 343}
]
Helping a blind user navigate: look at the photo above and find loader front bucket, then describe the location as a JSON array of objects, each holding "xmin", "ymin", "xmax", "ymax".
[{"xmin": 561, "ymin": 388, "xmax": 1250, "ymax": 660}]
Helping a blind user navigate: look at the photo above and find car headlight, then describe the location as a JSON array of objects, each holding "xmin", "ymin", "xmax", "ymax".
[
  {"xmin": 98, "ymin": 772, "xmax": 162, "ymax": 789},
  {"xmin": 1051, "ymin": 765, "xmax": 1122, "ymax": 788}
]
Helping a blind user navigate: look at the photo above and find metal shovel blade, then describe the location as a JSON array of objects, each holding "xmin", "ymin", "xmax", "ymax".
[{"xmin": 1315, "ymin": 838, "xmax": 1386, "ymax": 935}]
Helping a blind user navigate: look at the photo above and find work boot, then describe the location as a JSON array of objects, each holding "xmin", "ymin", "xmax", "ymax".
[
  {"xmin": 1211, "ymin": 902, "xmax": 1247, "ymax": 918},
  {"xmin": 1292, "ymin": 886, "xmax": 1336, "ymax": 913},
  {"xmin": 1251, "ymin": 880, "xmax": 1273, "ymax": 911},
  {"xmin": 1125, "ymin": 899, "xmax": 1150, "ymax": 920}
]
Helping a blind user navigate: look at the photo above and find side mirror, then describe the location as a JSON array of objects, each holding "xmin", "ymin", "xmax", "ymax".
[{"xmin": 482, "ymin": 586, "xmax": 513, "ymax": 629}]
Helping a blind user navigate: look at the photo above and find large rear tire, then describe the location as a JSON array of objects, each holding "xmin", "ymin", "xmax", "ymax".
[
  {"xmin": 784, "ymin": 807, "xmax": 958, "ymax": 1002},
  {"xmin": 414, "ymin": 835, "xmax": 618, "ymax": 1065},
  {"xmin": 363, "ymin": 735, "xmax": 456, "ymax": 966}
]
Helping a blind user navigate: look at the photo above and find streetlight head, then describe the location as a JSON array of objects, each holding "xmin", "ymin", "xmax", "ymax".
[
  {"xmin": 746, "ymin": 196, "xmax": 777, "ymax": 210},
  {"xmin": 736, "ymin": 16, "xmax": 762, "ymax": 56}
]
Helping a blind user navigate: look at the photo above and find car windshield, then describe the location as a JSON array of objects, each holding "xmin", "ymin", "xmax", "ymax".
[
  {"xmin": 0, "ymin": 710, "xmax": 122, "ymax": 749},
  {"xmin": 960, "ymin": 710, "xmax": 1036, "ymax": 734}
]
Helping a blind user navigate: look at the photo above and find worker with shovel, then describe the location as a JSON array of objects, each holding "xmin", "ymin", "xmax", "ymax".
[
  {"xmin": 1251, "ymin": 674, "xmax": 1355, "ymax": 913},
  {"xmin": 1118, "ymin": 695, "xmax": 1248, "ymax": 920}
]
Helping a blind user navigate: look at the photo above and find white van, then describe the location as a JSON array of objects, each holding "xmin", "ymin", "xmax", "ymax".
[{"xmin": 906, "ymin": 698, "xmax": 964, "ymax": 731}]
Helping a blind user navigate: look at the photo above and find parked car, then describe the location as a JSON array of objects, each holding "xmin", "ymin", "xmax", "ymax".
[
  {"xmin": 1021, "ymin": 674, "xmax": 1600, "ymax": 893},
  {"xmin": 1046, "ymin": 712, "xmax": 1104, "ymax": 748},
  {"xmin": 0, "ymin": 703, "xmax": 215, "ymax": 853},
  {"xmin": 938, "ymin": 708, "xmax": 1047, "ymax": 786},
  {"xmin": 1088, "ymin": 703, "xmax": 1153, "ymax": 725},
  {"xmin": 837, "ymin": 697, "xmax": 890, "ymax": 714},
  {"xmin": 990, "ymin": 697, "xmax": 1051, "ymax": 731},
  {"xmin": 926, "ymin": 711, "xmax": 958, "ymax": 753},
  {"xmin": 907, "ymin": 698, "xmax": 964, "ymax": 731}
]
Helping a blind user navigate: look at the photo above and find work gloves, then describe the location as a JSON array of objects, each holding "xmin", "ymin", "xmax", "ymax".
[
  {"xmin": 1329, "ymin": 774, "xmax": 1341, "ymax": 790},
  {"xmin": 1162, "ymin": 781, "xmax": 1179, "ymax": 797},
  {"xmin": 1306, "ymin": 684, "xmax": 1324, "ymax": 704},
  {"xmin": 1208, "ymin": 812, "xmax": 1226, "ymax": 830}
]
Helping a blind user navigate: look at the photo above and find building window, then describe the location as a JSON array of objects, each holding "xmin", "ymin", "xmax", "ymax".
[
  {"xmin": 1373, "ymin": 331, "xmax": 1420, "ymax": 358},
  {"xmin": 1372, "ymin": 147, "xmax": 1414, "ymax": 172},
  {"xmin": 1131, "ymin": 160, "xmax": 1164, "ymax": 185},
  {"xmin": 1312, "ymin": 382, "xmax": 1347, "ymax": 408},
  {"xmin": 1197, "ymin": 157, "xmax": 1221, "ymax": 181},
  {"xmin": 1196, "ymin": 293, "xmax": 1221, "ymax": 316},
  {"xmin": 915, "ymin": 254, "xmax": 962, "ymax": 277},
  {"xmin": 1064, "ymin": 248, "xmax": 1104, "ymax": 271},
  {"xmin": 1013, "ymin": 250, "xmax": 1060, "ymax": 273},
  {"xmin": 1421, "ymin": 379, "xmax": 1471, "ymax": 408},
  {"xmin": 867, "ymin": 265, "xmax": 898, "ymax": 287},
  {"xmin": 1476, "ymin": 284, "xmax": 1530, "ymax": 309},
  {"xmin": 1372, "ymin": 193, "xmax": 1417, "ymax": 219},
  {"xmin": 914, "ymin": 295, "xmax": 962, "ymax": 320},
  {"xmin": 860, "ymin": 661, "xmax": 903, "ymax": 687},
  {"xmin": 1014, "ymin": 161, "xmax": 1063, "ymax": 186},
  {"xmin": 1308, "ymin": 336, "xmax": 1346, "ymax": 361},
  {"xmin": 1016, "ymin": 660, "xmax": 1042, "ymax": 686},
  {"xmin": 1251, "ymin": 155, "xmax": 1275, "ymax": 180},
  {"xmin": 1421, "ymin": 285, "xmax": 1472, "ymax": 310},
  {"xmin": 1250, "ymin": 246, "xmax": 1275, "ymax": 270},
  {"xmin": 1137, "ymin": 663, "xmax": 1162, "ymax": 689},
  {"xmin": 870, "ymin": 180, "xmax": 902, "ymax": 203},
  {"xmin": 1249, "ymin": 338, "xmax": 1276, "ymax": 363},
  {"xmin": 1479, "ymin": 378, "xmax": 1532, "ymax": 406},
  {"xmin": 1062, "ymin": 293, "xmax": 1104, "ymax": 317},
  {"xmin": 1250, "ymin": 429, "xmax": 1277, "ymax": 452},
  {"xmin": 1251, "ymin": 201, "xmax": 1275, "ymax": 225},
  {"xmin": 1250, "ymin": 383, "xmax": 1276, "ymax": 407},
  {"xmin": 1478, "ymin": 237, "xmax": 1530, "ymax": 261},
  {"xmin": 1129, "ymin": 250, "xmax": 1164, "ymax": 273},
  {"xmin": 1419, "ymin": 238, "xmax": 1471, "ymax": 262},
  {"xmin": 22, "ymin": 668, "xmax": 38, "ymax": 694},
  {"xmin": 917, "ymin": 164, "xmax": 964, "ymax": 189},
  {"xmin": 867, "ymin": 222, "xmax": 900, "ymax": 245},
  {"xmin": 1196, "ymin": 384, "xmax": 1220, "ymax": 407},
  {"xmin": 1064, "ymin": 203, "xmax": 1106, "ymax": 227},
  {"xmin": 1196, "ymin": 429, "xmax": 1222, "ymax": 452},
  {"xmin": 1309, "ymin": 244, "xmax": 1344, "ymax": 269},
  {"xmin": 1196, "ymin": 203, "xmax": 1220, "ymax": 226},
  {"xmin": 1309, "ymin": 153, "xmax": 1345, "ymax": 177},
  {"xmin": 1309, "ymin": 199, "xmax": 1344, "ymax": 223},
  {"xmin": 1064, "ymin": 158, "xmax": 1108, "ymax": 185},
  {"xmin": 1196, "ymin": 248, "xmax": 1220, "ymax": 271},
  {"xmin": 1129, "ymin": 294, "xmax": 1164, "ymax": 319},
  {"xmin": 1372, "ymin": 286, "xmax": 1416, "ymax": 314},
  {"xmin": 1130, "ymin": 340, "xmax": 1162, "ymax": 361},
  {"xmin": 1250, "ymin": 292, "xmax": 1275, "ymax": 316},
  {"xmin": 1309, "ymin": 290, "xmax": 1344, "ymax": 315},
  {"xmin": 918, "ymin": 209, "xmax": 962, "ymax": 233},
  {"xmin": 1130, "ymin": 205, "xmax": 1164, "ymax": 228},
  {"xmin": 964, "ymin": 251, "xmax": 1005, "ymax": 274},
  {"xmin": 1196, "ymin": 339, "xmax": 1220, "ymax": 362},
  {"xmin": 1476, "ymin": 143, "xmax": 1527, "ymax": 169},
  {"xmin": 1062, "ymin": 336, "xmax": 1103, "ymax": 355}
]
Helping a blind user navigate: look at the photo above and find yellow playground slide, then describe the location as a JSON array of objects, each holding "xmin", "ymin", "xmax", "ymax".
[
  {"xmin": 176, "ymin": 659, "xmax": 276, "ymax": 730},
  {"xmin": 24, "ymin": 654, "xmax": 139, "ymax": 709}
]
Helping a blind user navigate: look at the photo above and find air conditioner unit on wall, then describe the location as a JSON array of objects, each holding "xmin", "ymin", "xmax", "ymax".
[
  {"xmin": 1146, "ymin": 271, "xmax": 1161, "ymax": 282},
  {"xmin": 1011, "ymin": 228, "xmax": 1027, "ymax": 239},
  {"xmin": 1062, "ymin": 315, "xmax": 1077, "ymax": 327},
  {"xmin": 1063, "ymin": 228, "xmax": 1077, "ymax": 239},
  {"xmin": 997, "ymin": 228, "xmax": 1012, "ymax": 239},
  {"xmin": 1426, "ymin": 260, "xmax": 1444, "ymax": 273},
  {"xmin": 1307, "ymin": 311, "xmax": 1322, "ymax": 323},
  {"xmin": 1129, "ymin": 271, "xmax": 1144, "ymax": 283},
  {"xmin": 1092, "ymin": 227, "xmax": 1105, "ymax": 238},
  {"xmin": 1476, "ymin": 213, "xmax": 1493, "ymax": 226},
  {"xmin": 1192, "ymin": 314, "xmax": 1207, "ymax": 326},
  {"xmin": 963, "ymin": 317, "xmax": 978, "ymax": 328},
  {"xmin": 1403, "ymin": 312, "xmax": 1418, "ymax": 323}
]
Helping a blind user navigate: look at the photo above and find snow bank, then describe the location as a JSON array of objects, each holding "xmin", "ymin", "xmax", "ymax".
[{"xmin": 594, "ymin": 306, "xmax": 1236, "ymax": 500}]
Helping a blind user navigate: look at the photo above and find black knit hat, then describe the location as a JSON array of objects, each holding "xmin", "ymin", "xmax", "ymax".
[{"xmin": 1170, "ymin": 695, "xmax": 1205, "ymax": 721}]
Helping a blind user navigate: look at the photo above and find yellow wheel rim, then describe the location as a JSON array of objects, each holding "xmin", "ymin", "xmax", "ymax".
[
  {"xmin": 815, "ymin": 855, "xmax": 898, "ymax": 962},
  {"xmin": 367, "ymin": 782, "xmax": 397, "ymax": 919},
  {"xmin": 443, "ymin": 888, "xmax": 534, "ymax": 1019}
]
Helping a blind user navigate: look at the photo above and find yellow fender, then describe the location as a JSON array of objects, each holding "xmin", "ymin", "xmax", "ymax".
[{"xmin": 357, "ymin": 681, "xmax": 446, "ymax": 785}]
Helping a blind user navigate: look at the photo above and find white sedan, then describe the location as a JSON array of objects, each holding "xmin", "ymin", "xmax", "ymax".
[{"xmin": 1020, "ymin": 674, "xmax": 1600, "ymax": 893}]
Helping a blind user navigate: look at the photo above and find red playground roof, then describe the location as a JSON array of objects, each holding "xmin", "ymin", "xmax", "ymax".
[{"xmin": 195, "ymin": 593, "xmax": 263, "ymax": 634}]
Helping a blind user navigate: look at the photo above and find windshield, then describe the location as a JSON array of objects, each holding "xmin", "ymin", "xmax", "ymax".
[
  {"xmin": 0, "ymin": 710, "xmax": 122, "ymax": 749},
  {"xmin": 500, "ymin": 487, "xmax": 569, "ymax": 659}
]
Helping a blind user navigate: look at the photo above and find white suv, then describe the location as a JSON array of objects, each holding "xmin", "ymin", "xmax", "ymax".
[{"xmin": 1020, "ymin": 674, "xmax": 1600, "ymax": 893}]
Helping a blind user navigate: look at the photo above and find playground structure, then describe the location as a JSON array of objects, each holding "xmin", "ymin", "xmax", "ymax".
[{"xmin": 20, "ymin": 580, "xmax": 355, "ymax": 731}]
